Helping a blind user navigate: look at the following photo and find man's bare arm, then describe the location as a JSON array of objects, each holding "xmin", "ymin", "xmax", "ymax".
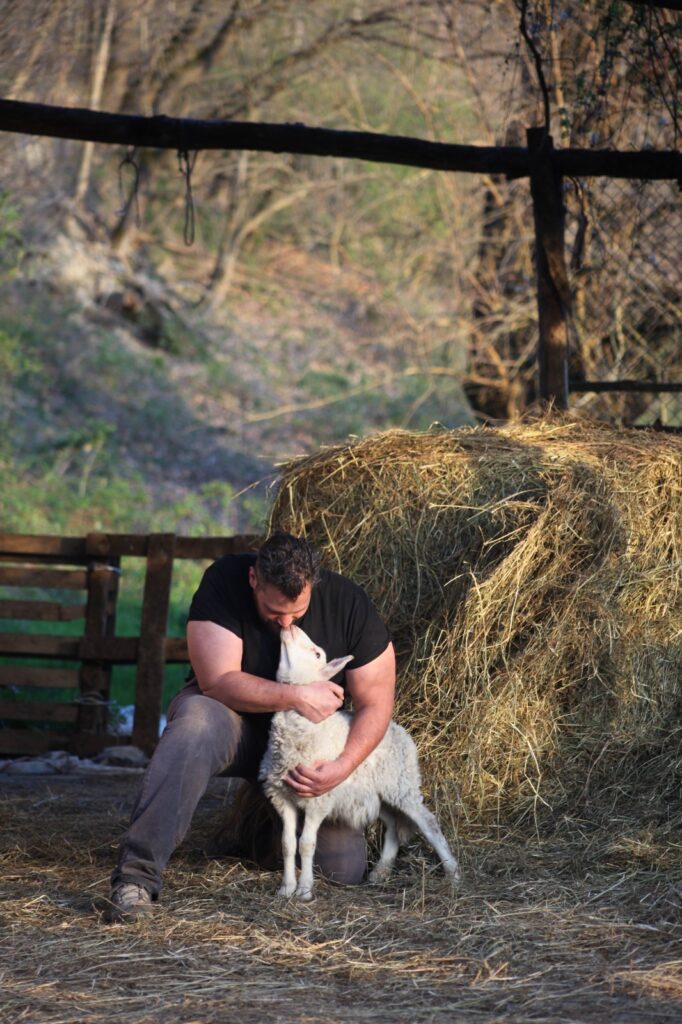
[
  {"xmin": 337, "ymin": 642, "xmax": 396, "ymax": 772},
  {"xmin": 286, "ymin": 642, "xmax": 396, "ymax": 797},
  {"xmin": 187, "ymin": 620, "xmax": 344, "ymax": 722}
]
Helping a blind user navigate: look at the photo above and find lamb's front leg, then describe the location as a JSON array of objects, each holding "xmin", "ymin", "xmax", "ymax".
[
  {"xmin": 296, "ymin": 806, "xmax": 325, "ymax": 900},
  {"xmin": 276, "ymin": 800, "xmax": 298, "ymax": 897}
]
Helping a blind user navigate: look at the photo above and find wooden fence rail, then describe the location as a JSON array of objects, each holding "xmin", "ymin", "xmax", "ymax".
[{"xmin": 0, "ymin": 532, "xmax": 258, "ymax": 757}]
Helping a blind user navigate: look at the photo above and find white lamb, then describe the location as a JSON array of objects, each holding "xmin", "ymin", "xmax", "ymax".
[{"xmin": 259, "ymin": 624, "xmax": 460, "ymax": 899}]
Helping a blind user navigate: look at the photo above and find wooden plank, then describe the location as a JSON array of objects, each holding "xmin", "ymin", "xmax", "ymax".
[
  {"xmin": 0, "ymin": 634, "xmax": 138, "ymax": 661},
  {"xmin": 0, "ymin": 553, "xmax": 89, "ymax": 566},
  {"xmin": 133, "ymin": 534, "xmax": 176, "ymax": 754},
  {"xmin": 174, "ymin": 534, "xmax": 259, "ymax": 559},
  {"xmin": 78, "ymin": 636, "xmax": 138, "ymax": 662},
  {"xmin": 0, "ymin": 534, "xmax": 87, "ymax": 559},
  {"xmin": 0, "ymin": 666, "xmax": 80, "ymax": 689},
  {"xmin": 0, "ymin": 730, "xmax": 72, "ymax": 755},
  {"xmin": 0, "ymin": 566, "xmax": 88, "ymax": 589},
  {"xmin": 0, "ymin": 532, "xmax": 258, "ymax": 563},
  {"xmin": 165, "ymin": 637, "xmax": 189, "ymax": 662},
  {"xmin": 0, "ymin": 634, "xmax": 81, "ymax": 658},
  {"xmin": 569, "ymin": 380, "xmax": 682, "ymax": 394},
  {"xmin": 528, "ymin": 129, "xmax": 570, "ymax": 409},
  {"xmin": 0, "ymin": 699, "xmax": 78, "ymax": 723},
  {"xmin": 84, "ymin": 534, "xmax": 148, "ymax": 558},
  {"xmin": 0, "ymin": 599, "xmax": 85, "ymax": 621},
  {"xmin": 101, "ymin": 532, "xmax": 255, "ymax": 558}
]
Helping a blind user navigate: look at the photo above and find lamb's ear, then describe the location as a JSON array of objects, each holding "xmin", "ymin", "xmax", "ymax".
[{"xmin": 321, "ymin": 655, "xmax": 354, "ymax": 679}]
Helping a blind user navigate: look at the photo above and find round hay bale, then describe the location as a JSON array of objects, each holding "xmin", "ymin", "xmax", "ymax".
[{"xmin": 270, "ymin": 415, "xmax": 682, "ymax": 829}]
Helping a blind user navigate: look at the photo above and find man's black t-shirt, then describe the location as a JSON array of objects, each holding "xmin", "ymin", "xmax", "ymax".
[{"xmin": 186, "ymin": 553, "xmax": 390, "ymax": 737}]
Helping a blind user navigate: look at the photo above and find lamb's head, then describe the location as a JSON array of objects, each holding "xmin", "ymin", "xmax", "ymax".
[{"xmin": 277, "ymin": 624, "xmax": 353, "ymax": 685}]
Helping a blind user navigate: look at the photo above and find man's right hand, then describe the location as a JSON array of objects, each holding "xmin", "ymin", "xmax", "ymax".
[{"xmin": 291, "ymin": 682, "xmax": 345, "ymax": 723}]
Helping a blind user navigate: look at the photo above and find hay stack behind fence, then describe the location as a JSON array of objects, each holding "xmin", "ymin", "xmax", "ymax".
[{"xmin": 271, "ymin": 416, "xmax": 682, "ymax": 830}]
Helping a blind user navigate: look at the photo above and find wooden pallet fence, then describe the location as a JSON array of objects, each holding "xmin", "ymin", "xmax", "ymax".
[{"xmin": 0, "ymin": 532, "xmax": 258, "ymax": 757}]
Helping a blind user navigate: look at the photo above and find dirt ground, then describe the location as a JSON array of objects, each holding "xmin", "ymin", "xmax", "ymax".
[{"xmin": 1, "ymin": 771, "xmax": 680, "ymax": 1024}]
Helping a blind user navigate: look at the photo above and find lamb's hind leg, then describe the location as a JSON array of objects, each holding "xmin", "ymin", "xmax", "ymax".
[
  {"xmin": 368, "ymin": 807, "xmax": 402, "ymax": 884},
  {"xmin": 296, "ymin": 806, "xmax": 326, "ymax": 900},
  {"xmin": 396, "ymin": 800, "xmax": 460, "ymax": 883}
]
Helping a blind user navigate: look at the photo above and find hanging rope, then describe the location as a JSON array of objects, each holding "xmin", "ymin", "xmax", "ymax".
[
  {"xmin": 116, "ymin": 146, "xmax": 141, "ymax": 226},
  {"xmin": 178, "ymin": 149, "xmax": 198, "ymax": 246}
]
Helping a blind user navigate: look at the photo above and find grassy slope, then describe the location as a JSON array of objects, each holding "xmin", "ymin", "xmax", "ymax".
[{"xmin": 0, "ymin": 230, "xmax": 473, "ymax": 712}]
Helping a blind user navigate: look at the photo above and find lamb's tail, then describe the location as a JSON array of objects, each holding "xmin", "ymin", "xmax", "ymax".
[{"xmin": 383, "ymin": 798, "xmax": 460, "ymax": 880}]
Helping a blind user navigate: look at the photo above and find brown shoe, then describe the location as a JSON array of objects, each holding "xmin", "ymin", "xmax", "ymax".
[{"xmin": 106, "ymin": 882, "xmax": 153, "ymax": 922}]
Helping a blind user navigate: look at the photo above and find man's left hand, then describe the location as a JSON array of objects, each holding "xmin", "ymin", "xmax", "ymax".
[{"xmin": 285, "ymin": 758, "xmax": 351, "ymax": 797}]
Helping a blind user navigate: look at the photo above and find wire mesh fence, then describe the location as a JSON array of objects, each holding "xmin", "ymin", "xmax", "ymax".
[{"xmin": 565, "ymin": 176, "xmax": 682, "ymax": 427}]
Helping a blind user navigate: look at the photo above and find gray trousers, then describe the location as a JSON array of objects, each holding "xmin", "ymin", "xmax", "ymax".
[{"xmin": 112, "ymin": 683, "xmax": 367, "ymax": 896}]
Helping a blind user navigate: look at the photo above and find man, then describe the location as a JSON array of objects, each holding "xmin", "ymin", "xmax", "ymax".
[{"xmin": 108, "ymin": 531, "xmax": 396, "ymax": 919}]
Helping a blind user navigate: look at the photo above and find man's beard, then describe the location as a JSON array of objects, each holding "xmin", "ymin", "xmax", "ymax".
[{"xmin": 261, "ymin": 616, "xmax": 302, "ymax": 636}]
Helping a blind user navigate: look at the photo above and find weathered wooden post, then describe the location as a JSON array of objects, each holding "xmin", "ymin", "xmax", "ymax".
[
  {"xmin": 133, "ymin": 533, "xmax": 176, "ymax": 754},
  {"xmin": 527, "ymin": 128, "xmax": 571, "ymax": 408},
  {"xmin": 77, "ymin": 533, "xmax": 121, "ymax": 747}
]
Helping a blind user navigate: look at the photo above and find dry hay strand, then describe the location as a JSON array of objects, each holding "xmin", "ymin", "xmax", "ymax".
[
  {"xmin": 2, "ymin": 775, "xmax": 681, "ymax": 1024},
  {"xmin": 270, "ymin": 414, "xmax": 682, "ymax": 829},
  {"xmin": 614, "ymin": 961, "xmax": 682, "ymax": 1001}
]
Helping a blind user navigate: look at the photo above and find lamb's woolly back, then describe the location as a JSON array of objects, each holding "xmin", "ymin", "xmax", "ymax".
[{"xmin": 262, "ymin": 703, "xmax": 422, "ymax": 830}]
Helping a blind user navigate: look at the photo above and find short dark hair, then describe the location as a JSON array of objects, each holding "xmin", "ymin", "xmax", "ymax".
[{"xmin": 255, "ymin": 532, "xmax": 321, "ymax": 600}]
